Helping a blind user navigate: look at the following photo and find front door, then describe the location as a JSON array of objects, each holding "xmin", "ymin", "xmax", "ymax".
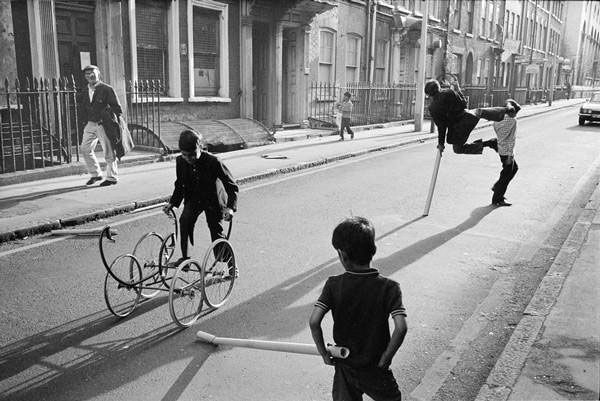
[
  {"xmin": 282, "ymin": 29, "xmax": 298, "ymax": 125},
  {"xmin": 252, "ymin": 22, "xmax": 270, "ymax": 125},
  {"xmin": 55, "ymin": 2, "xmax": 96, "ymax": 88}
]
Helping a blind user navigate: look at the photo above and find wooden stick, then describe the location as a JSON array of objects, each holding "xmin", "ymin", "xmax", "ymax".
[
  {"xmin": 196, "ymin": 330, "xmax": 349, "ymax": 359},
  {"xmin": 51, "ymin": 228, "xmax": 118, "ymax": 236},
  {"xmin": 423, "ymin": 149, "xmax": 442, "ymax": 216}
]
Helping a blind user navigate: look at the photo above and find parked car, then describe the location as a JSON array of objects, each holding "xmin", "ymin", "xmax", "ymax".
[{"xmin": 579, "ymin": 93, "xmax": 600, "ymax": 125}]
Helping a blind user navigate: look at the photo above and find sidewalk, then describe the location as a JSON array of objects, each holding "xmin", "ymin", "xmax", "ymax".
[
  {"xmin": 476, "ymin": 184, "xmax": 600, "ymax": 401},
  {"xmin": 0, "ymin": 98, "xmax": 584, "ymax": 243}
]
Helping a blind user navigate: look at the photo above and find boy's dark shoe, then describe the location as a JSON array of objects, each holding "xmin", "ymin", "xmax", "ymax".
[
  {"xmin": 493, "ymin": 199, "xmax": 512, "ymax": 207},
  {"xmin": 483, "ymin": 138, "xmax": 498, "ymax": 152},
  {"xmin": 99, "ymin": 180, "xmax": 117, "ymax": 187},
  {"xmin": 86, "ymin": 176, "xmax": 102, "ymax": 185}
]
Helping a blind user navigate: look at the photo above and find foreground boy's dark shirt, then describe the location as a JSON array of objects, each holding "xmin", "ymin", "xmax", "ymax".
[
  {"xmin": 169, "ymin": 152, "xmax": 238, "ymax": 211},
  {"xmin": 315, "ymin": 268, "xmax": 406, "ymax": 368}
]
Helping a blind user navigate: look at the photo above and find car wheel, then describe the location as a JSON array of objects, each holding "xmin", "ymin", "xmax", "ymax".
[{"xmin": 579, "ymin": 117, "xmax": 585, "ymax": 126}]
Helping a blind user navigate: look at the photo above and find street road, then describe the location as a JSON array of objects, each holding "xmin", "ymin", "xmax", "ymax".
[{"xmin": 1, "ymin": 106, "xmax": 599, "ymax": 401}]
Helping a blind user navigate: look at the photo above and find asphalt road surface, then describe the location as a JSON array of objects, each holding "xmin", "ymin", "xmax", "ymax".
[{"xmin": 1, "ymin": 106, "xmax": 599, "ymax": 401}]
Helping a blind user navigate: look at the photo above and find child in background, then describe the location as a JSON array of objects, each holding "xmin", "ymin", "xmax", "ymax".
[
  {"xmin": 490, "ymin": 99, "xmax": 521, "ymax": 207},
  {"xmin": 335, "ymin": 91, "xmax": 354, "ymax": 141},
  {"xmin": 309, "ymin": 216, "xmax": 407, "ymax": 401}
]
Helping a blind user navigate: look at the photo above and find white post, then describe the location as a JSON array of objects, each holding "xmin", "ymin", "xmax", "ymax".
[
  {"xmin": 414, "ymin": 0, "xmax": 429, "ymax": 132},
  {"xmin": 423, "ymin": 148, "xmax": 442, "ymax": 216}
]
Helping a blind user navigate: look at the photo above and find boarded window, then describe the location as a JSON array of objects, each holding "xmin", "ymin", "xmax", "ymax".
[
  {"xmin": 136, "ymin": 0, "xmax": 168, "ymax": 94},
  {"xmin": 193, "ymin": 7, "xmax": 220, "ymax": 96}
]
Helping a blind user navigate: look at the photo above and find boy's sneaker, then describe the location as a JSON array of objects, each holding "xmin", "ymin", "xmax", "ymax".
[{"xmin": 85, "ymin": 176, "xmax": 102, "ymax": 185}]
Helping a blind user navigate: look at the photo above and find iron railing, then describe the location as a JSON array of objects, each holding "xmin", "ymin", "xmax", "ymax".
[
  {"xmin": 1, "ymin": 77, "xmax": 78, "ymax": 174},
  {"xmin": 308, "ymin": 82, "xmax": 416, "ymax": 128},
  {"xmin": 126, "ymin": 80, "xmax": 162, "ymax": 150}
]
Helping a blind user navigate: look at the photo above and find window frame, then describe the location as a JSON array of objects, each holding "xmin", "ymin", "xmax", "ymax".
[
  {"xmin": 345, "ymin": 33, "xmax": 362, "ymax": 83},
  {"xmin": 318, "ymin": 29, "xmax": 336, "ymax": 83},
  {"xmin": 187, "ymin": 0, "xmax": 230, "ymax": 102},
  {"xmin": 129, "ymin": 0, "xmax": 181, "ymax": 102}
]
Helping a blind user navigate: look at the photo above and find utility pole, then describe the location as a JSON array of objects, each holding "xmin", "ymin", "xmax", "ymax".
[
  {"xmin": 414, "ymin": 0, "xmax": 429, "ymax": 132},
  {"xmin": 526, "ymin": 0, "xmax": 538, "ymax": 103}
]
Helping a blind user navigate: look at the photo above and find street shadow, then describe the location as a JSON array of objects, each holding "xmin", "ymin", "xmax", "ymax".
[
  {"xmin": 0, "ymin": 185, "xmax": 89, "ymax": 209},
  {"xmin": 378, "ymin": 205, "xmax": 495, "ymax": 275},
  {"xmin": 0, "ymin": 210, "xmax": 491, "ymax": 401},
  {"xmin": 0, "ymin": 296, "xmax": 177, "ymax": 401},
  {"xmin": 565, "ymin": 123, "xmax": 600, "ymax": 131}
]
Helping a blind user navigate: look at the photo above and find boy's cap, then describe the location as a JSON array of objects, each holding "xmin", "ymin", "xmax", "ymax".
[
  {"xmin": 506, "ymin": 99, "xmax": 521, "ymax": 113},
  {"xmin": 82, "ymin": 65, "xmax": 99, "ymax": 72}
]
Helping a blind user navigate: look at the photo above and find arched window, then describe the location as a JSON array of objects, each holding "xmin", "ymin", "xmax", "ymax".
[{"xmin": 465, "ymin": 52, "xmax": 473, "ymax": 85}]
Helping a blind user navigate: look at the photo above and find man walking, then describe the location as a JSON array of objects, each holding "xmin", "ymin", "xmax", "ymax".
[{"xmin": 79, "ymin": 65, "xmax": 122, "ymax": 186}]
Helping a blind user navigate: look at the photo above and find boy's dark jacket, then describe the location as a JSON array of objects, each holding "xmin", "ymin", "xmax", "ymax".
[{"xmin": 169, "ymin": 152, "xmax": 239, "ymax": 212}]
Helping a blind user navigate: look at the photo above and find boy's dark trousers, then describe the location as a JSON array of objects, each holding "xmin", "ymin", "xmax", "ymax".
[
  {"xmin": 340, "ymin": 117, "xmax": 354, "ymax": 139},
  {"xmin": 492, "ymin": 156, "xmax": 518, "ymax": 203},
  {"xmin": 179, "ymin": 202, "xmax": 224, "ymax": 257},
  {"xmin": 333, "ymin": 364, "xmax": 402, "ymax": 401}
]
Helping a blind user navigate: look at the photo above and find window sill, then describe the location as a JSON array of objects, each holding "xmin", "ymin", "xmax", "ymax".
[
  {"xmin": 466, "ymin": 33, "xmax": 473, "ymax": 38},
  {"xmin": 131, "ymin": 97, "xmax": 184, "ymax": 104},
  {"xmin": 188, "ymin": 96, "xmax": 232, "ymax": 103},
  {"xmin": 452, "ymin": 28, "xmax": 461, "ymax": 34}
]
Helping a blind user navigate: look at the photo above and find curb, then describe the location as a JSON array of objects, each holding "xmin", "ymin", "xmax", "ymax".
[
  {"xmin": 474, "ymin": 183, "xmax": 599, "ymax": 401},
  {"xmin": 0, "ymin": 133, "xmax": 436, "ymax": 243}
]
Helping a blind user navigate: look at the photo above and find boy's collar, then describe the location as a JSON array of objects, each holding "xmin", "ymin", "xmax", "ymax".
[{"xmin": 345, "ymin": 267, "xmax": 379, "ymax": 276}]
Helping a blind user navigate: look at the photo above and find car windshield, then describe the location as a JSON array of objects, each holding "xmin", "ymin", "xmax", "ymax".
[{"xmin": 590, "ymin": 93, "xmax": 600, "ymax": 103}]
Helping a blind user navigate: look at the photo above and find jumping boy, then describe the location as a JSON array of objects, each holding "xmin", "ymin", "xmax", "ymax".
[
  {"xmin": 309, "ymin": 216, "xmax": 408, "ymax": 401},
  {"xmin": 335, "ymin": 91, "xmax": 354, "ymax": 141},
  {"xmin": 163, "ymin": 130, "xmax": 238, "ymax": 265},
  {"xmin": 490, "ymin": 99, "xmax": 521, "ymax": 207}
]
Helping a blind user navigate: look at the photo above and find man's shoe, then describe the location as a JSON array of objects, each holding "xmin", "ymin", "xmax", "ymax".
[
  {"xmin": 493, "ymin": 200, "xmax": 512, "ymax": 207},
  {"xmin": 99, "ymin": 180, "xmax": 117, "ymax": 187},
  {"xmin": 85, "ymin": 177, "xmax": 102, "ymax": 186}
]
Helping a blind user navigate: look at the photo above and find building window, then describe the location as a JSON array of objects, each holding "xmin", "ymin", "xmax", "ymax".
[
  {"xmin": 466, "ymin": 0, "xmax": 474, "ymax": 33},
  {"xmin": 187, "ymin": 0, "xmax": 229, "ymax": 100},
  {"xmin": 345, "ymin": 34, "xmax": 361, "ymax": 83},
  {"xmin": 136, "ymin": 0, "xmax": 169, "ymax": 93},
  {"xmin": 129, "ymin": 0, "xmax": 180, "ymax": 98},
  {"xmin": 454, "ymin": 0, "xmax": 462, "ymax": 30},
  {"xmin": 516, "ymin": 15, "xmax": 520, "ymax": 40},
  {"xmin": 319, "ymin": 30, "xmax": 335, "ymax": 82},
  {"xmin": 480, "ymin": 0, "xmax": 486, "ymax": 36},
  {"xmin": 374, "ymin": 40, "xmax": 388, "ymax": 83},
  {"xmin": 476, "ymin": 58, "xmax": 482, "ymax": 84}
]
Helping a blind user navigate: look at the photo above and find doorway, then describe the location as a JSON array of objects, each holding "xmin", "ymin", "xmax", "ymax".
[
  {"xmin": 252, "ymin": 22, "xmax": 270, "ymax": 125},
  {"xmin": 55, "ymin": 2, "xmax": 96, "ymax": 88},
  {"xmin": 282, "ymin": 28, "xmax": 298, "ymax": 125}
]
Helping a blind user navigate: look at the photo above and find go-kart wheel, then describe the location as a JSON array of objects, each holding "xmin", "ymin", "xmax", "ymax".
[
  {"xmin": 201, "ymin": 239, "xmax": 236, "ymax": 309},
  {"xmin": 158, "ymin": 232, "xmax": 177, "ymax": 289},
  {"xmin": 104, "ymin": 254, "xmax": 142, "ymax": 318},
  {"xmin": 169, "ymin": 259, "xmax": 204, "ymax": 327},
  {"xmin": 133, "ymin": 232, "xmax": 163, "ymax": 298}
]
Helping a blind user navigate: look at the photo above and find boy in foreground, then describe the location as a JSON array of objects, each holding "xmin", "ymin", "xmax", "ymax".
[
  {"xmin": 163, "ymin": 130, "xmax": 238, "ymax": 265},
  {"xmin": 309, "ymin": 216, "xmax": 408, "ymax": 401}
]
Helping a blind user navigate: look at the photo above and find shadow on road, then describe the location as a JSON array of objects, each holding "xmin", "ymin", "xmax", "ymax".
[
  {"xmin": 0, "ymin": 207, "xmax": 493, "ymax": 401},
  {"xmin": 0, "ymin": 185, "xmax": 89, "ymax": 209}
]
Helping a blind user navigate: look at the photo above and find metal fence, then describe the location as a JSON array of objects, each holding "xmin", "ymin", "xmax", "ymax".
[
  {"xmin": 1, "ymin": 77, "xmax": 78, "ymax": 174},
  {"xmin": 126, "ymin": 80, "xmax": 162, "ymax": 150},
  {"xmin": 308, "ymin": 82, "xmax": 416, "ymax": 128}
]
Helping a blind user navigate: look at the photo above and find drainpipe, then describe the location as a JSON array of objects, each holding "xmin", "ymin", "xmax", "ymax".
[{"xmin": 368, "ymin": 0, "xmax": 377, "ymax": 84}]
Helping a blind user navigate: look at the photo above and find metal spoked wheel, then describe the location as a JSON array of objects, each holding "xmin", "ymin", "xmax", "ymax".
[
  {"xmin": 158, "ymin": 232, "xmax": 177, "ymax": 289},
  {"xmin": 133, "ymin": 232, "xmax": 164, "ymax": 298},
  {"xmin": 201, "ymin": 238, "xmax": 236, "ymax": 309},
  {"xmin": 104, "ymin": 254, "xmax": 143, "ymax": 318},
  {"xmin": 168, "ymin": 259, "xmax": 204, "ymax": 327}
]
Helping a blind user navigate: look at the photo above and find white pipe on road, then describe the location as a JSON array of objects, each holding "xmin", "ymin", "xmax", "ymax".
[{"xmin": 196, "ymin": 330, "xmax": 349, "ymax": 359}]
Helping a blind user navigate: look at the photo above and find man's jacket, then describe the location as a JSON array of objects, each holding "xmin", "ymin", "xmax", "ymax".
[
  {"xmin": 79, "ymin": 82, "xmax": 122, "ymax": 124},
  {"xmin": 169, "ymin": 152, "xmax": 239, "ymax": 212}
]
